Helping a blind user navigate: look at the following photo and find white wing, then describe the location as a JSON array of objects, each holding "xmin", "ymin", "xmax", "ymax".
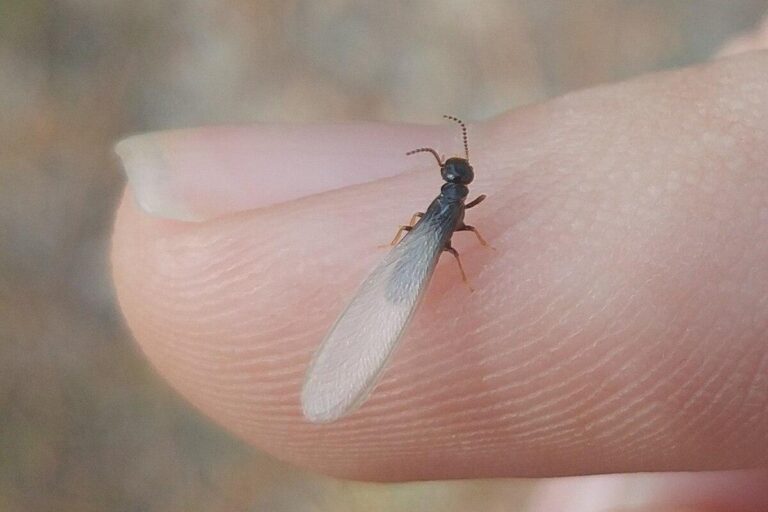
[{"xmin": 302, "ymin": 206, "xmax": 460, "ymax": 423}]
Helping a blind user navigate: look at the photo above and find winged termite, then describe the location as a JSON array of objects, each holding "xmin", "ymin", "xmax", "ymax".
[{"xmin": 301, "ymin": 115, "xmax": 488, "ymax": 423}]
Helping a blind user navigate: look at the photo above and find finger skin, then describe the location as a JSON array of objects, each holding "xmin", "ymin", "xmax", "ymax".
[{"xmin": 112, "ymin": 52, "xmax": 768, "ymax": 481}]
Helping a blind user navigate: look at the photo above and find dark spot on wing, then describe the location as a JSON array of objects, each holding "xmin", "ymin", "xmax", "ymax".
[{"xmin": 384, "ymin": 204, "xmax": 460, "ymax": 303}]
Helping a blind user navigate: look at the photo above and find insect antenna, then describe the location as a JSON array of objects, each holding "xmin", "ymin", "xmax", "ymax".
[
  {"xmin": 443, "ymin": 115, "xmax": 469, "ymax": 162},
  {"xmin": 406, "ymin": 147, "xmax": 443, "ymax": 167}
]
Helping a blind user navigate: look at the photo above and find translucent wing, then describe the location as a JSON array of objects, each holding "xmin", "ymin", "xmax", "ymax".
[{"xmin": 302, "ymin": 205, "xmax": 460, "ymax": 423}]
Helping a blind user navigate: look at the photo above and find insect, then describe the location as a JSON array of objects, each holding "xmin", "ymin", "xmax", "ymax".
[{"xmin": 301, "ymin": 115, "xmax": 488, "ymax": 423}]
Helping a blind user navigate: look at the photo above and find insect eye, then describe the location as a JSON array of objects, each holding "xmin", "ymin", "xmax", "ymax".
[
  {"xmin": 442, "ymin": 160, "xmax": 460, "ymax": 181},
  {"xmin": 442, "ymin": 159, "xmax": 474, "ymax": 184}
]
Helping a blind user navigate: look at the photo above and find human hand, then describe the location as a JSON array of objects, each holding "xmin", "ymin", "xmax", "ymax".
[{"xmin": 113, "ymin": 51, "xmax": 768, "ymax": 509}]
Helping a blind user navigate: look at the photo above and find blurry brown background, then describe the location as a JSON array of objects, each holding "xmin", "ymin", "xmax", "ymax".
[{"xmin": 1, "ymin": 1, "xmax": 767, "ymax": 511}]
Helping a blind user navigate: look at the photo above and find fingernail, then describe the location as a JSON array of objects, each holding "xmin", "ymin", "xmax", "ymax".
[
  {"xmin": 116, "ymin": 132, "xmax": 203, "ymax": 221},
  {"xmin": 527, "ymin": 472, "xmax": 768, "ymax": 512},
  {"xmin": 116, "ymin": 124, "xmax": 450, "ymax": 222},
  {"xmin": 527, "ymin": 474, "xmax": 636, "ymax": 512}
]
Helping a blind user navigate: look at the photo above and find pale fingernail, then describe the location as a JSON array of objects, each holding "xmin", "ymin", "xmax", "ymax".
[
  {"xmin": 115, "ymin": 124, "xmax": 450, "ymax": 222},
  {"xmin": 527, "ymin": 472, "xmax": 768, "ymax": 512},
  {"xmin": 116, "ymin": 132, "xmax": 201, "ymax": 221},
  {"xmin": 527, "ymin": 474, "xmax": 638, "ymax": 512}
]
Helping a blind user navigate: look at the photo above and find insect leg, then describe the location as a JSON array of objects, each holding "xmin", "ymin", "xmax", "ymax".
[
  {"xmin": 466, "ymin": 194, "xmax": 486, "ymax": 209},
  {"xmin": 389, "ymin": 225, "xmax": 412, "ymax": 246},
  {"xmin": 444, "ymin": 245, "xmax": 473, "ymax": 291},
  {"xmin": 386, "ymin": 212, "xmax": 424, "ymax": 246},
  {"xmin": 458, "ymin": 224, "xmax": 488, "ymax": 246}
]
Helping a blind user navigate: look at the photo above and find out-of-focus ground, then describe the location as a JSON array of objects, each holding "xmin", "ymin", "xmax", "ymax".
[{"xmin": 1, "ymin": 1, "xmax": 766, "ymax": 510}]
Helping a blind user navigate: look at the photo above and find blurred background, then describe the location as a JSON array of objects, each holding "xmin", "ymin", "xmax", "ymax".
[{"xmin": 1, "ymin": 1, "xmax": 767, "ymax": 510}]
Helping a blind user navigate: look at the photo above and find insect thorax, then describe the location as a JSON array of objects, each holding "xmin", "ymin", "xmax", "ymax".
[{"xmin": 440, "ymin": 182, "xmax": 469, "ymax": 201}]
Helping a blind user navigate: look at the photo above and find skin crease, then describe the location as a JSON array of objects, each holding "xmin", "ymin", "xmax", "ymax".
[{"xmin": 112, "ymin": 51, "xmax": 768, "ymax": 483}]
